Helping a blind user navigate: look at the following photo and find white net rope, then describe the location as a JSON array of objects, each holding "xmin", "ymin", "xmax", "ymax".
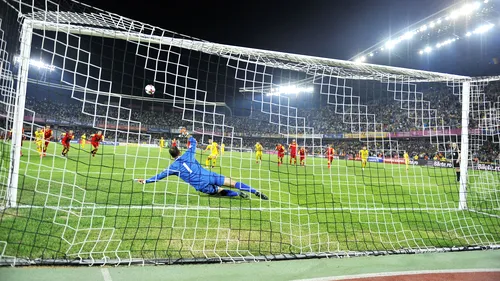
[{"xmin": 0, "ymin": 0, "xmax": 498, "ymax": 266}]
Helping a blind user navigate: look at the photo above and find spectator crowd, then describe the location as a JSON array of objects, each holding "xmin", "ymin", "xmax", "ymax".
[{"xmin": 8, "ymin": 81, "xmax": 498, "ymax": 164}]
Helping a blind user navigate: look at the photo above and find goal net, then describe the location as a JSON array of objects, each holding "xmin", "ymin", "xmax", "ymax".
[{"xmin": 0, "ymin": 0, "xmax": 498, "ymax": 266}]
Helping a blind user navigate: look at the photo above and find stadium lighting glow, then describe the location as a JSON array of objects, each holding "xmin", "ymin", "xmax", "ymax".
[
  {"xmin": 473, "ymin": 23, "xmax": 494, "ymax": 34},
  {"xmin": 424, "ymin": 47, "xmax": 432, "ymax": 53},
  {"xmin": 385, "ymin": 40, "xmax": 396, "ymax": 50},
  {"xmin": 418, "ymin": 22, "xmax": 494, "ymax": 56},
  {"xmin": 449, "ymin": 10, "xmax": 460, "ymax": 19},
  {"xmin": 353, "ymin": 0, "xmax": 492, "ymax": 61},
  {"xmin": 268, "ymin": 85, "xmax": 314, "ymax": 96},
  {"xmin": 403, "ymin": 31, "xmax": 414, "ymax": 40},
  {"xmin": 14, "ymin": 56, "xmax": 55, "ymax": 71}
]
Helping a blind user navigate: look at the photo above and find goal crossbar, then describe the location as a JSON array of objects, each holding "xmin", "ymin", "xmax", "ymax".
[{"xmin": 25, "ymin": 17, "xmax": 470, "ymax": 82}]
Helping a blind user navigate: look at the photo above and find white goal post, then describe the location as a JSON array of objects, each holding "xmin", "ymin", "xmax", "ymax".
[{"xmin": 6, "ymin": 21, "xmax": 32, "ymax": 208}]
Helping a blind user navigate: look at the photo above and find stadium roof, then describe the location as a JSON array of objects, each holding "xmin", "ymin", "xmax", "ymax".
[{"xmin": 10, "ymin": 0, "xmax": 471, "ymax": 82}]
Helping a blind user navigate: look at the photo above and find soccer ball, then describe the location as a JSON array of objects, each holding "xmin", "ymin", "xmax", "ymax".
[{"xmin": 145, "ymin": 84, "xmax": 155, "ymax": 95}]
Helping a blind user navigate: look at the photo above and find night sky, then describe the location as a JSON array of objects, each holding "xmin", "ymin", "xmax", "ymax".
[{"xmin": 82, "ymin": 0, "xmax": 499, "ymax": 76}]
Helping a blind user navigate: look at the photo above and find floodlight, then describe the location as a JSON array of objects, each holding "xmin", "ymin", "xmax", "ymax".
[
  {"xmin": 268, "ymin": 85, "xmax": 314, "ymax": 96},
  {"xmin": 466, "ymin": 32, "xmax": 472, "ymax": 36},
  {"xmin": 474, "ymin": 23, "xmax": 494, "ymax": 34},
  {"xmin": 420, "ymin": 25, "xmax": 428, "ymax": 32},
  {"xmin": 424, "ymin": 47, "xmax": 432, "ymax": 53},
  {"xmin": 429, "ymin": 22, "xmax": 436, "ymax": 28},
  {"xmin": 461, "ymin": 2, "xmax": 480, "ymax": 15},
  {"xmin": 14, "ymin": 55, "xmax": 55, "ymax": 71},
  {"xmin": 385, "ymin": 40, "xmax": 395, "ymax": 49},
  {"xmin": 451, "ymin": 9, "xmax": 461, "ymax": 19},
  {"xmin": 403, "ymin": 31, "xmax": 414, "ymax": 40},
  {"xmin": 369, "ymin": 53, "xmax": 374, "ymax": 57},
  {"xmin": 437, "ymin": 19, "xmax": 442, "ymax": 24},
  {"xmin": 419, "ymin": 50, "xmax": 424, "ymax": 55},
  {"xmin": 436, "ymin": 43, "xmax": 442, "ymax": 48}
]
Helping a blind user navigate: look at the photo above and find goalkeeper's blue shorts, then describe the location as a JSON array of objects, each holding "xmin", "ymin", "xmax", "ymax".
[{"xmin": 196, "ymin": 172, "xmax": 225, "ymax": 195}]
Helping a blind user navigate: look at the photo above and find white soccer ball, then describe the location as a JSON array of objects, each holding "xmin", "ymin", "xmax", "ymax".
[{"xmin": 145, "ymin": 84, "xmax": 156, "ymax": 95}]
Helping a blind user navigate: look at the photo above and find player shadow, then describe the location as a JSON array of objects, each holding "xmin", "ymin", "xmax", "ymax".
[{"xmin": 204, "ymin": 192, "xmax": 249, "ymax": 200}]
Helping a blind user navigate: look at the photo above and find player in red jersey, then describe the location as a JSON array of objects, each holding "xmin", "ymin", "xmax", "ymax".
[
  {"xmin": 42, "ymin": 125, "xmax": 53, "ymax": 156},
  {"xmin": 326, "ymin": 145, "xmax": 335, "ymax": 168},
  {"xmin": 288, "ymin": 139, "xmax": 298, "ymax": 165},
  {"xmin": 90, "ymin": 131, "xmax": 104, "ymax": 157},
  {"xmin": 299, "ymin": 146, "xmax": 306, "ymax": 166},
  {"xmin": 171, "ymin": 138, "xmax": 177, "ymax": 147},
  {"xmin": 275, "ymin": 143, "xmax": 286, "ymax": 166},
  {"xmin": 61, "ymin": 130, "xmax": 74, "ymax": 157}
]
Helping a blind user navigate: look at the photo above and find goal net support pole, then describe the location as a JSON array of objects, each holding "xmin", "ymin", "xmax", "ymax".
[
  {"xmin": 6, "ymin": 20, "xmax": 32, "ymax": 208},
  {"xmin": 458, "ymin": 81, "xmax": 470, "ymax": 210}
]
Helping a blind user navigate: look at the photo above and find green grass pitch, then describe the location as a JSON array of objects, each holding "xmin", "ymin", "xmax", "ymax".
[{"xmin": 0, "ymin": 142, "xmax": 499, "ymax": 262}]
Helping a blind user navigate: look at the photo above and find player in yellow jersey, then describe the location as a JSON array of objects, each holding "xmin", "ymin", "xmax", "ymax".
[
  {"xmin": 359, "ymin": 146, "xmax": 369, "ymax": 170},
  {"xmin": 403, "ymin": 151, "xmax": 410, "ymax": 171},
  {"xmin": 255, "ymin": 142, "xmax": 263, "ymax": 163},
  {"xmin": 35, "ymin": 128, "xmax": 44, "ymax": 156},
  {"xmin": 204, "ymin": 142, "xmax": 212, "ymax": 167},
  {"xmin": 159, "ymin": 137, "xmax": 165, "ymax": 151},
  {"xmin": 80, "ymin": 133, "xmax": 87, "ymax": 149},
  {"xmin": 205, "ymin": 139, "xmax": 219, "ymax": 168},
  {"xmin": 220, "ymin": 143, "xmax": 225, "ymax": 155}
]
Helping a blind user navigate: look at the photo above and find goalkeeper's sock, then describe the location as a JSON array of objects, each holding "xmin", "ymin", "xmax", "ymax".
[
  {"xmin": 219, "ymin": 189, "xmax": 238, "ymax": 197},
  {"xmin": 456, "ymin": 171, "xmax": 460, "ymax": 182},
  {"xmin": 235, "ymin": 182, "xmax": 257, "ymax": 194}
]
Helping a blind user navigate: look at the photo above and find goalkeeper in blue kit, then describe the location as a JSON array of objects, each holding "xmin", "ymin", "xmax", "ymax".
[{"xmin": 137, "ymin": 136, "xmax": 269, "ymax": 200}]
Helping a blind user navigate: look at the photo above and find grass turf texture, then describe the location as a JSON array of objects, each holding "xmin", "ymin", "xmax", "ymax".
[{"xmin": 0, "ymin": 142, "xmax": 499, "ymax": 262}]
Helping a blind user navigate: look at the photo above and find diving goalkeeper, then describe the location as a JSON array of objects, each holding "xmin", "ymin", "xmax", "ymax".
[{"xmin": 137, "ymin": 136, "xmax": 269, "ymax": 200}]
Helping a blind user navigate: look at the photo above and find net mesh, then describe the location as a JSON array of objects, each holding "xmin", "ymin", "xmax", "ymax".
[{"xmin": 0, "ymin": 0, "xmax": 498, "ymax": 266}]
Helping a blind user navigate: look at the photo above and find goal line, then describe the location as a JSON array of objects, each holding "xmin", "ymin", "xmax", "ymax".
[{"xmin": 11, "ymin": 204, "xmax": 470, "ymax": 212}]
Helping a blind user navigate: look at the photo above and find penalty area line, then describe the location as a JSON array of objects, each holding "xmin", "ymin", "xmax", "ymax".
[{"xmin": 101, "ymin": 268, "xmax": 113, "ymax": 281}]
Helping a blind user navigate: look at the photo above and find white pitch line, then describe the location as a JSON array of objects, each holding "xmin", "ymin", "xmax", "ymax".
[
  {"xmin": 292, "ymin": 268, "xmax": 500, "ymax": 281},
  {"xmin": 468, "ymin": 209, "xmax": 500, "ymax": 219},
  {"xmin": 14, "ymin": 205, "xmax": 464, "ymax": 212},
  {"xmin": 100, "ymin": 268, "xmax": 113, "ymax": 281}
]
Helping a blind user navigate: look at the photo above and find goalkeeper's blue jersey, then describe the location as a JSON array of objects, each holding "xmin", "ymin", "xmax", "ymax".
[{"xmin": 145, "ymin": 137, "xmax": 222, "ymax": 192}]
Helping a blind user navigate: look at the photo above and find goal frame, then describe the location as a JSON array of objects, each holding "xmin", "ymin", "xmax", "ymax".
[{"xmin": 6, "ymin": 18, "xmax": 473, "ymax": 210}]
